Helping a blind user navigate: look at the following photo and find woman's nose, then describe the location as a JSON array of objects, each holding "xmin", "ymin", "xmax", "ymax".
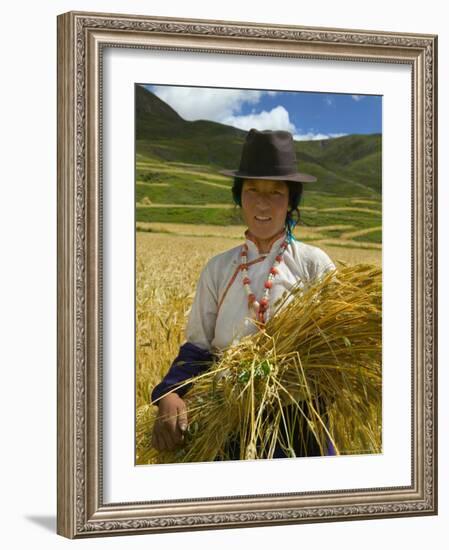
[{"xmin": 255, "ymin": 194, "xmax": 270, "ymax": 209}]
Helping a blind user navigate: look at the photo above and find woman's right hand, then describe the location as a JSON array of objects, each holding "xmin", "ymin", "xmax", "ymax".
[{"xmin": 152, "ymin": 393, "xmax": 188, "ymax": 451}]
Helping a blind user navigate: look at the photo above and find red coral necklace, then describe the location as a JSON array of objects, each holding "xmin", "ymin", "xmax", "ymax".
[{"xmin": 240, "ymin": 236, "xmax": 289, "ymax": 324}]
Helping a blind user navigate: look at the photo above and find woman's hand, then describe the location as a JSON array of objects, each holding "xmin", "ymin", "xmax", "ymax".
[{"xmin": 152, "ymin": 393, "xmax": 188, "ymax": 451}]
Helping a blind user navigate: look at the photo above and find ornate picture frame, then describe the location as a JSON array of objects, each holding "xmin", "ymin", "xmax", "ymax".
[{"xmin": 57, "ymin": 11, "xmax": 437, "ymax": 538}]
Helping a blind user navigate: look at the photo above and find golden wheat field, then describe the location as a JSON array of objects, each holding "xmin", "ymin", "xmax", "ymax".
[
  {"xmin": 136, "ymin": 231, "xmax": 236, "ymax": 411},
  {"xmin": 135, "ymin": 224, "xmax": 381, "ymax": 464}
]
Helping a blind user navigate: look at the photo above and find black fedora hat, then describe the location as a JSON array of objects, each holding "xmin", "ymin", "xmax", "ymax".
[{"xmin": 219, "ymin": 128, "xmax": 316, "ymax": 183}]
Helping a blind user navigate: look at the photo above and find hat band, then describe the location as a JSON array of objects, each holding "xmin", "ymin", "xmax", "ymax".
[{"xmin": 239, "ymin": 164, "xmax": 297, "ymax": 177}]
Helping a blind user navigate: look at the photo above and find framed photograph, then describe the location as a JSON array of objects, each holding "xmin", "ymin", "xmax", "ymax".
[
  {"xmin": 134, "ymin": 83, "xmax": 384, "ymax": 467},
  {"xmin": 57, "ymin": 11, "xmax": 438, "ymax": 538}
]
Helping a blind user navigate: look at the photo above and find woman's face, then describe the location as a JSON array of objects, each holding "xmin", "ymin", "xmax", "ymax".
[{"xmin": 241, "ymin": 179, "xmax": 289, "ymax": 243}]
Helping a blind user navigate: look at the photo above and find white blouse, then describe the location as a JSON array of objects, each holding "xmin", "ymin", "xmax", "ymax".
[{"xmin": 185, "ymin": 231, "xmax": 336, "ymax": 353}]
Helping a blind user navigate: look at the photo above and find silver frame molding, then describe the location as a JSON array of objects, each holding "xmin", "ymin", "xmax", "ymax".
[{"xmin": 57, "ymin": 10, "xmax": 438, "ymax": 539}]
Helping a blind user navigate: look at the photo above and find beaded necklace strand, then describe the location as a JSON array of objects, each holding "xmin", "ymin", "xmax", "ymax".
[{"xmin": 240, "ymin": 235, "xmax": 290, "ymax": 324}]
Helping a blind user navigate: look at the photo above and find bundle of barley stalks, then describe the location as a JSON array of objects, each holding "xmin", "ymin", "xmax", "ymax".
[{"xmin": 136, "ymin": 263, "xmax": 382, "ymax": 464}]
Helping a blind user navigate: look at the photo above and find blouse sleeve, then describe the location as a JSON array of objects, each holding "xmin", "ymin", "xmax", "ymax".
[
  {"xmin": 309, "ymin": 247, "xmax": 336, "ymax": 282},
  {"xmin": 184, "ymin": 259, "xmax": 219, "ymax": 352}
]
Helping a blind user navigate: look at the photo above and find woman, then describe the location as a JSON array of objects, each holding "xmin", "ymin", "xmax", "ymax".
[{"xmin": 151, "ymin": 128, "xmax": 336, "ymax": 458}]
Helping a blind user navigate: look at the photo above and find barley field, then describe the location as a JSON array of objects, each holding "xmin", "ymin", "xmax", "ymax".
[{"xmin": 136, "ymin": 231, "xmax": 237, "ymax": 411}]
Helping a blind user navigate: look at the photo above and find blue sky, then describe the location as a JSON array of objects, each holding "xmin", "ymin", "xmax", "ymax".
[{"xmin": 144, "ymin": 84, "xmax": 382, "ymax": 141}]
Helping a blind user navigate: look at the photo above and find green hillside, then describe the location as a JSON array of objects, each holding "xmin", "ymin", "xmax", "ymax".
[{"xmin": 134, "ymin": 85, "xmax": 382, "ymax": 246}]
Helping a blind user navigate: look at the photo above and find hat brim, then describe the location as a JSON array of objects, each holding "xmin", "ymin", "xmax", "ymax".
[{"xmin": 219, "ymin": 169, "xmax": 317, "ymax": 183}]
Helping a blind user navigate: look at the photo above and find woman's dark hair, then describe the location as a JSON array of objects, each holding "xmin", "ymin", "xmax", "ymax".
[{"xmin": 231, "ymin": 177, "xmax": 303, "ymax": 240}]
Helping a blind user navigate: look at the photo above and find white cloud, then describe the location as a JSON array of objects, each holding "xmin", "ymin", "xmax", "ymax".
[
  {"xmin": 351, "ymin": 95, "xmax": 364, "ymax": 101},
  {"xmin": 149, "ymin": 85, "xmax": 277, "ymax": 123},
  {"xmin": 293, "ymin": 132, "xmax": 347, "ymax": 141},
  {"xmin": 147, "ymin": 85, "xmax": 344, "ymax": 141},
  {"xmin": 222, "ymin": 105, "xmax": 296, "ymax": 133}
]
